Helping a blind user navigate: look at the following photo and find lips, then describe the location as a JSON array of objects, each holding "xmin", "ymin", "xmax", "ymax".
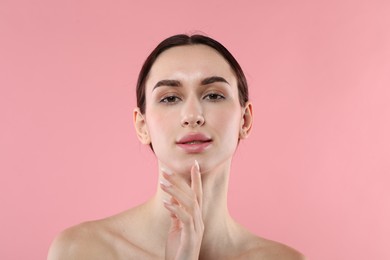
[
  {"xmin": 176, "ymin": 133, "xmax": 212, "ymax": 153},
  {"xmin": 177, "ymin": 133, "xmax": 212, "ymax": 144}
]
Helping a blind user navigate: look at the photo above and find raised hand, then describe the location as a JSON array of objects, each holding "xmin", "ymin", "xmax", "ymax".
[{"xmin": 160, "ymin": 160, "xmax": 204, "ymax": 260}]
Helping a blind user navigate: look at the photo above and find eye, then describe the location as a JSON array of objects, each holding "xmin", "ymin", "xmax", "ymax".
[
  {"xmin": 160, "ymin": 95, "xmax": 181, "ymax": 104},
  {"xmin": 204, "ymin": 93, "xmax": 225, "ymax": 101}
]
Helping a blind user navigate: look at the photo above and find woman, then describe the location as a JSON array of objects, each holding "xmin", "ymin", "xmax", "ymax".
[{"xmin": 48, "ymin": 34, "xmax": 305, "ymax": 259}]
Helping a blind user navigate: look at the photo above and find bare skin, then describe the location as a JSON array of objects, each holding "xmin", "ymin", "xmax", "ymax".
[
  {"xmin": 48, "ymin": 162, "xmax": 305, "ymax": 260},
  {"xmin": 48, "ymin": 45, "xmax": 305, "ymax": 259}
]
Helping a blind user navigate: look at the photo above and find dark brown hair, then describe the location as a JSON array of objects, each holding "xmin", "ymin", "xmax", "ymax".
[{"xmin": 136, "ymin": 34, "xmax": 249, "ymax": 114}]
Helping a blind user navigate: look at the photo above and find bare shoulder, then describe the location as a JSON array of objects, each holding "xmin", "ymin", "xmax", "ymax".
[
  {"xmin": 47, "ymin": 207, "xmax": 159, "ymax": 260},
  {"xmin": 47, "ymin": 220, "xmax": 116, "ymax": 260},
  {"xmin": 236, "ymin": 234, "xmax": 306, "ymax": 260}
]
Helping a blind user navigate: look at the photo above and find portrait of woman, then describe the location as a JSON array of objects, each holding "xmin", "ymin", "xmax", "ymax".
[
  {"xmin": 2, "ymin": 1, "xmax": 389, "ymax": 260},
  {"xmin": 47, "ymin": 34, "xmax": 305, "ymax": 259}
]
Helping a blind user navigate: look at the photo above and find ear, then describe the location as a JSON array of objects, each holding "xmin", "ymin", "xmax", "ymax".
[
  {"xmin": 239, "ymin": 102, "xmax": 253, "ymax": 139},
  {"xmin": 133, "ymin": 107, "xmax": 151, "ymax": 144}
]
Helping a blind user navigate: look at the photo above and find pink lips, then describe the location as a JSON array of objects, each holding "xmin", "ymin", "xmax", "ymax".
[{"xmin": 176, "ymin": 133, "xmax": 212, "ymax": 153}]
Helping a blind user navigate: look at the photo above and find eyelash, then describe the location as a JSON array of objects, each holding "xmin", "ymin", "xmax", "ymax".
[
  {"xmin": 159, "ymin": 93, "xmax": 225, "ymax": 104},
  {"xmin": 160, "ymin": 96, "xmax": 181, "ymax": 104},
  {"xmin": 204, "ymin": 93, "xmax": 225, "ymax": 101}
]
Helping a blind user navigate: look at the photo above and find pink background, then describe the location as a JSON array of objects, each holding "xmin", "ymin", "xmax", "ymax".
[{"xmin": 1, "ymin": 0, "xmax": 389, "ymax": 259}]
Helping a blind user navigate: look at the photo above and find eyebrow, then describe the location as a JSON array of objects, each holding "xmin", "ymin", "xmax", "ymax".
[
  {"xmin": 153, "ymin": 79, "xmax": 181, "ymax": 91},
  {"xmin": 153, "ymin": 76, "xmax": 230, "ymax": 91},
  {"xmin": 201, "ymin": 76, "xmax": 230, "ymax": 86}
]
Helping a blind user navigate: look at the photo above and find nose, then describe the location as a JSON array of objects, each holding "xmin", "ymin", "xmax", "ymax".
[{"xmin": 181, "ymin": 97, "xmax": 205, "ymax": 127}]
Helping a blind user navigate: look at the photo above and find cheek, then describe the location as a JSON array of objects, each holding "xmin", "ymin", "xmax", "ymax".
[
  {"xmin": 145, "ymin": 110, "xmax": 174, "ymax": 143},
  {"xmin": 208, "ymin": 106, "xmax": 242, "ymax": 136},
  {"xmin": 202, "ymin": 107, "xmax": 242, "ymax": 171}
]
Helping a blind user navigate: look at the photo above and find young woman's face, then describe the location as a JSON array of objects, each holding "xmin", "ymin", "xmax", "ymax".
[{"xmin": 138, "ymin": 45, "xmax": 251, "ymax": 175}]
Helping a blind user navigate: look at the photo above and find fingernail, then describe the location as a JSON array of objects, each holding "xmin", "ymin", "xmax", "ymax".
[
  {"xmin": 160, "ymin": 178, "xmax": 171, "ymax": 187},
  {"xmin": 161, "ymin": 167, "xmax": 173, "ymax": 175},
  {"xmin": 194, "ymin": 160, "xmax": 200, "ymax": 172},
  {"xmin": 162, "ymin": 199, "xmax": 171, "ymax": 205}
]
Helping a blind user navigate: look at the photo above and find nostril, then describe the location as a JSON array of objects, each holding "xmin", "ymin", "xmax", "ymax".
[{"xmin": 181, "ymin": 114, "xmax": 205, "ymax": 127}]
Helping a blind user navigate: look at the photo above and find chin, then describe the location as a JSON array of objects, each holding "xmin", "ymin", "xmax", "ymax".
[
  {"xmin": 160, "ymin": 156, "xmax": 229, "ymax": 176},
  {"xmin": 197, "ymin": 161, "xmax": 227, "ymax": 175}
]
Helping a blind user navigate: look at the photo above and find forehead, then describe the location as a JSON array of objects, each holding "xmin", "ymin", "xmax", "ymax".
[{"xmin": 147, "ymin": 45, "xmax": 236, "ymax": 85}]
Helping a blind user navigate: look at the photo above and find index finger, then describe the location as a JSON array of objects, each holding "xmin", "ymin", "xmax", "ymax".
[{"xmin": 191, "ymin": 160, "xmax": 203, "ymax": 209}]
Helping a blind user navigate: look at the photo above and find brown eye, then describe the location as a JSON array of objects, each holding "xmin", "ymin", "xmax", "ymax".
[
  {"xmin": 204, "ymin": 93, "xmax": 225, "ymax": 101},
  {"xmin": 160, "ymin": 96, "xmax": 181, "ymax": 104}
]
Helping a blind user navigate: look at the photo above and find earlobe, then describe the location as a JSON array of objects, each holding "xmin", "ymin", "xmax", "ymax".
[
  {"xmin": 133, "ymin": 108, "xmax": 151, "ymax": 144},
  {"xmin": 239, "ymin": 102, "xmax": 253, "ymax": 139}
]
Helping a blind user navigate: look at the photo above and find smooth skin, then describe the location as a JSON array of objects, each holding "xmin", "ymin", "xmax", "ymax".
[{"xmin": 48, "ymin": 45, "xmax": 305, "ymax": 259}]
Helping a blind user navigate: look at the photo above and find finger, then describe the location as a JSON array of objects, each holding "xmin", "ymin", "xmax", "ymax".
[
  {"xmin": 163, "ymin": 199, "xmax": 194, "ymax": 232},
  {"xmin": 168, "ymin": 197, "xmax": 179, "ymax": 218},
  {"xmin": 161, "ymin": 170, "xmax": 193, "ymax": 197},
  {"xmin": 191, "ymin": 160, "xmax": 203, "ymax": 210},
  {"xmin": 160, "ymin": 178, "xmax": 195, "ymax": 212},
  {"xmin": 161, "ymin": 175, "xmax": 204, "ymax": 238},
  {"xmin": 160, "ymin": 176, "xmax": 203, "ymax": 234},
  {"xmin": 160, "ymin": 169, "xmax": 197, "ymax": 210},
  {"xmin": 160, "ymin": 166, "xmax": 203, "ymax": 232},
  {"xmin": 190, "ymin": 160, "xmax": 204, "ymax": 234}
]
